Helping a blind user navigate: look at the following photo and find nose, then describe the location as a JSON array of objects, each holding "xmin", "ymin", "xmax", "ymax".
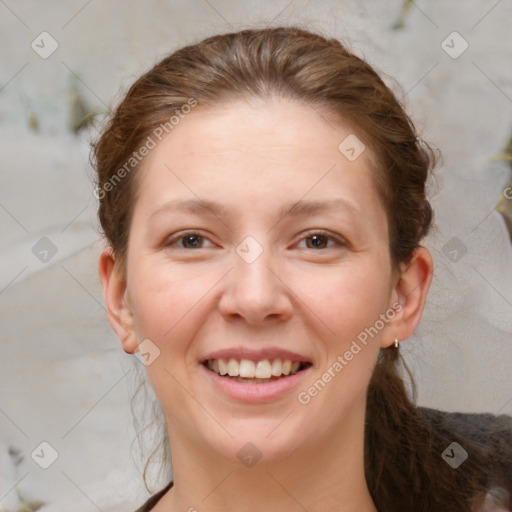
[{"xmin": 217, "ymin": 240, "xmax": 293, "ymax": 325}]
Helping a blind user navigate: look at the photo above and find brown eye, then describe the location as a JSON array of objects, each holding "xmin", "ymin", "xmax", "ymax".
[
  {"xmin": 164, "ymin": 232, "xmax": 214, "ymax": 250},
  {"xmin": 180, "ymin": 234, "xmax": 204, "ymax": 248},
  {"xmin": 306, "ymin": 234, "xmax": 330, "ymax": 249},
  {"xmin": 297, "ymin": 231, "xmax": 344, "ymax": 250}
]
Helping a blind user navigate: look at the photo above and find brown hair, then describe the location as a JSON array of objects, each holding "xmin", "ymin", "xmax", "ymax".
[{"xmin": 92, "ymin": 26, "xmax": 501, "ymax": 511}]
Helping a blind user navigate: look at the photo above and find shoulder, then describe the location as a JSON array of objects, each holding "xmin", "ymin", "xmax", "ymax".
[
  {"xmin": 132, "ymin": 481, "xmax": 174, "ymax": 512},
  {"xmin": 417, "ymin": 406, "xmax": 512, "ymax": 508},
  {"xmin": 417, "ymin": 406, "xmax": 512, "ymax": 447}
]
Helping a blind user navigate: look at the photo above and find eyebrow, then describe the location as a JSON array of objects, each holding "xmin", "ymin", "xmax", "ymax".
[{"xmin": 149, "ymin": 197, "xmax": 360, "ymax": 221}]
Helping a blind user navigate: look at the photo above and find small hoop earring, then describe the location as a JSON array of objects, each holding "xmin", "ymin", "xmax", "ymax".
[{"xmin": 393, "ymin": 338, "xmax": 399, "ymax": 348}]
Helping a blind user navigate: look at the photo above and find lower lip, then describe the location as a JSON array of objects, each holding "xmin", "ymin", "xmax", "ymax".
[{"xmin": 201, "ymin": 364, "xmax": 311, "ymax": 403}]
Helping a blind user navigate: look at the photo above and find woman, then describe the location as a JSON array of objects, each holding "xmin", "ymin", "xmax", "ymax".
[{"xmin": 92, "ymin": 26, "xmax": 511, "ymax": 512}]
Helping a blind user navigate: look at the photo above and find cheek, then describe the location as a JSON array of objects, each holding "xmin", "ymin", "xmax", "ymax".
[
  {"xmin": 300, "ymin": 266, "xmax": 387, "ymax": 415},
  {"xmin": 310, "ymin": 262, "xmax": 391, "ymax": 336},
  {"xmin": 129, "ymin": 257, "xmax": 192, "ymax": 321},
  {"xmin": 127, "ymin": 259, "xmax": 223, "ymax": 367},
  {"xmin": 127, "ymin": 260, "xmax": 183, "ymax": 344}
]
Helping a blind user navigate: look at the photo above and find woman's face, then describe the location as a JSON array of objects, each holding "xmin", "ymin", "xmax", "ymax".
[{"xmin": 118, "ymin": 97, "xmax": 403, "ymax": 464}]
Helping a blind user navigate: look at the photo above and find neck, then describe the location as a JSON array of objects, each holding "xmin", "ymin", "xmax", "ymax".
[{"xmin": 157, "ymin": 403, "xmax": 377, "ymax": 512}]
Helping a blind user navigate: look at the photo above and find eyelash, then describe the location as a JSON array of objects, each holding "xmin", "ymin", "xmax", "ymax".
[{"xmin": 164, "ymin": 230, "xmax": 347, "ymax": 251}]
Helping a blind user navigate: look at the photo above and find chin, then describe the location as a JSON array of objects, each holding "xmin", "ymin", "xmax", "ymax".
[{"xmin": 196, "ymin": 415, "xmax": 311, "ymax": 468}]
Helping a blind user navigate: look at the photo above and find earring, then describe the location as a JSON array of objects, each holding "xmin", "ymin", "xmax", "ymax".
[{"xmin": 393, "ymin": 338, "xmax": 399, "ymax": 348}]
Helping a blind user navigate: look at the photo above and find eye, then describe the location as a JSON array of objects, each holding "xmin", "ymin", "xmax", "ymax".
[
  {"xmin": 163, "ymin": 230, "xmax": 346, "ymax": 251},
  {"xmin": 296, "ymin": 231, "xmax": 346, "ymax": 250},
  {"xmin": 164, "ymin": 232, "xmax": 215, "ymax": 249}
]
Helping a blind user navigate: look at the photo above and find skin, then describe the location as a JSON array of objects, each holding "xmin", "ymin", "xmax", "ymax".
[{"xmin": 99, "ymin": 97, "xmax": 433, "ymax": 512}]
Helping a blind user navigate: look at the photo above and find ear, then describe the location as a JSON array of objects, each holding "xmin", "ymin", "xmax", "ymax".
[
  {"xmin": 381, "ymin": 247, "xmax": 433, "ymax": 348},
  {"xmin": 98, "ymin": 248, "xmax": 138, "ymax": 354}
]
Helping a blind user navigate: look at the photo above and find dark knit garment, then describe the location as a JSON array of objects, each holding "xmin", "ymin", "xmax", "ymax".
[{"xmin": 134, "ymin": 481, "xmax": 173, "ymax": 512}]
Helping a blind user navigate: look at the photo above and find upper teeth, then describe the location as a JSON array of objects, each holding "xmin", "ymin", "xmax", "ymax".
[{"xmin": 206, "ymin": 358, "xmax": 302, "ymax": 378}]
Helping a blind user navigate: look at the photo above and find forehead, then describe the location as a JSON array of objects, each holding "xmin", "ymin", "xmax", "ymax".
[
  {"xmin": 133, "ymin": 97, "xmax": 385, "ymax": 225},
  {"xmin": 158, "ymin": 97, "xmax": 370, "ymax": 163}
]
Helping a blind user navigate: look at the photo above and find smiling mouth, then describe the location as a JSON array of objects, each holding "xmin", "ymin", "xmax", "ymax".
[{"xmin": 203, "ymin": 358, "xmax": 312, "ymax": 383}]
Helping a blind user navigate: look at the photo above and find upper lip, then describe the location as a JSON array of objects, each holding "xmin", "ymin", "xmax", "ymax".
[{"xmin": 200, "ymin": 347, "xmax": 311, "ymax": 364}]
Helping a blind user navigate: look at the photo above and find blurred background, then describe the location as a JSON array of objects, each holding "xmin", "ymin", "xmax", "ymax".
[{"xmin": 1, "ymin": 1, "xmax": 511, "ymax": 510}]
